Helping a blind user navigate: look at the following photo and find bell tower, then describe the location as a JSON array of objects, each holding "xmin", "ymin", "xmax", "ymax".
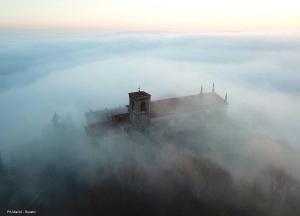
[{"xmin": 128, "ymin": 90, "xmax": 151, "ymax": 127}]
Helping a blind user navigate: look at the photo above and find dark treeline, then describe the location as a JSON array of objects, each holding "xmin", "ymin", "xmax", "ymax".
[
  {"xmin": 1, "ymin": 113, "xmax": 300, "ymax": 216},
  {"xmin": 2, "ymin": 155, "xmax": 300, "ymax": 216}
]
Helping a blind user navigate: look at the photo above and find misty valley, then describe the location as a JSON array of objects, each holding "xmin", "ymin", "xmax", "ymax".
[
  {"xmin": 1, "ymin": 98, "xmax": 300, "ymax": 216},
  {"xmin": 0, "ymin": 32, "xmax": 300, "ymax": 216}
]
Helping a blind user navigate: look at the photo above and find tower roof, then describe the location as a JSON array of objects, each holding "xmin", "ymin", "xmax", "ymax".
[{"xmin": 129, "ymin": 91, "xmax": 151, "ymax": 98}]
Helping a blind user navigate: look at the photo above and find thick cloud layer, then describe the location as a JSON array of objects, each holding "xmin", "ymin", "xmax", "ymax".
[{"xmin": 0, "ymin": 31, "xmax": 299, "ymax": 215}]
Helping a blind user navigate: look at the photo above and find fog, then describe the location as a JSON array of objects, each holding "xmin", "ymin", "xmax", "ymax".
[{"xmin": 0, "ymin": 31, "xmax": 300, "ymax": 215}]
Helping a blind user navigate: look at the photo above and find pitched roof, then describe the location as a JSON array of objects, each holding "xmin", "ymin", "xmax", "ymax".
[
  {"xmin": 111, "ymin": 113, "xmax": 130, "ymax": 124},
  {"xmin": 150, "ymin": 93, "xmax": 225, "ymax": 118},
  {"xmin": 129, "ymin": 91, "xmax": 151, "ymax": 98}
]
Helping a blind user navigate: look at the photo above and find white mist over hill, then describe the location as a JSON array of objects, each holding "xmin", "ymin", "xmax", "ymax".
[
  {"xmin": 0, "ymin": 31, "xmax": 300, "ymax": 215},
  {"xmin": 0, "ymin": 31, "xmax": 299, "ymax": 146}
]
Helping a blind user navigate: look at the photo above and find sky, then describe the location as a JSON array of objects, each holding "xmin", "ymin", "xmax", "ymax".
[{"xmin": 1, "ymin": 0, "xmax": 300, "ymax": 33}]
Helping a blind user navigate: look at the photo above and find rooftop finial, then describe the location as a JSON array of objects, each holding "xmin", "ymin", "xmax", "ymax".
[
  {"xmin": 138, "ymin": 85, "xmax": 141, "ymax": 92},
  {"xmin": 200, "ymin": 85, "xmax": 203, "ymax": 94},
  {"xmin": 212, "ymin": 83, "xmax": 215, "ymax": 93},
  {"xmin": 225, "ymin": 93, "xmax": 228, "ymax": 104}
]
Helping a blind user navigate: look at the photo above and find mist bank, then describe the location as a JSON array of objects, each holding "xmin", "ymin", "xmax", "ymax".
[
  {"xmin": 1, "ymin": 112, "xmax": 300, "ymax": 215},
  {"xmin": 0, "ymin": 32, "xmax": 299, "ymax": 145},
  {"xmin": 0, "ymin": 31, "xmax": 299, "ymax": 215}
]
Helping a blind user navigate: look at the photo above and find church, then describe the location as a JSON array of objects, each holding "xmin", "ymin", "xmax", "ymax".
[{"xmin": 85, "ymin": 84, "xmax": 228, "ymax": 136}]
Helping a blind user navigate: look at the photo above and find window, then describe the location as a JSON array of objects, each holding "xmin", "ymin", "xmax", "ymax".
[
  {"xmin": 132, "ymin": 101, "xmax": 135, "ymax": 110},
  {"xmin": 141, "ymin": 101, "xmax": 146, "ymax": 112}
]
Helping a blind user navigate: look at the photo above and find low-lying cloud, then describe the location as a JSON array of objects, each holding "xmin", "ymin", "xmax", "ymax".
[{"xmin": 0, "ymin": 31, "xmax": 299, "ymax": 215}]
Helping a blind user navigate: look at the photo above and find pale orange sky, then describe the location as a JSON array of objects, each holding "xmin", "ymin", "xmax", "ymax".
[{"xmin": 1, "ymin": 0, "xmax": 300, "ymax": 33}]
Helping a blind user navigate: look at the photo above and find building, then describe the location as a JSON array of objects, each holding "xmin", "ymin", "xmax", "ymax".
[
  {"xmin": 85, "ymin": 85, "xmax": 228, "ymax": 136},
  {"xmin": 128, "ymin": 91, "xmax": 151, "ymax": 127}
]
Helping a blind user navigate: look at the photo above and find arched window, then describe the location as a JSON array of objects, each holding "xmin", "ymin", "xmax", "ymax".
[
  {"xmin": 140, "ymin": 101, "xmax": 146, "ymax": 112},
  {"xmin": 132, "ymin": 101, "xmax": 135, "ymax": 110}
]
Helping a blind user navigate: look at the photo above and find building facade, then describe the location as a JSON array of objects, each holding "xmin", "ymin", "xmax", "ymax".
[{"xmin": 85, "ymin": 87, "xmax": 228, "ymax": 136}]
